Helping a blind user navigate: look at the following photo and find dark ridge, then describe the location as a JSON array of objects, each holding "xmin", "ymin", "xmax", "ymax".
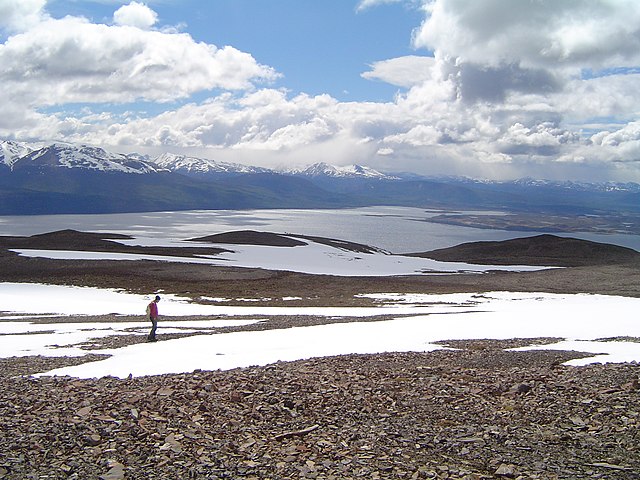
[
  {"xmin": 408, "ymin": 234, "xmax": 640, "ymax": 267},
  {"xmin": 190, "ymin": 230, "xmax": 383, "ymax": 253},
  {"xmin": 0, "ymin": 229, "xmax": 132, "ymax": 249},
  {"xmin": 189, "ymin": 230, "xmax": 308, "ymax": 247},
  {"xmin": 0, "ymin": 229, "xmax": 229, "ymax": 257}
]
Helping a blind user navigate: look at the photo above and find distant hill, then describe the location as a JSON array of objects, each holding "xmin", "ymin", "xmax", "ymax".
[
  {"xmin": 191, "ymin": 230, "xmax": 307, "ymax": 247},
  {"xmin": 190, "ymin": 230, "xmax": 382, "ymax": 253},
  {"xmin": 0, "ymin": 229, "xmax": 228, "ymax": 257},
  {"xmin": 410, "ymin": 234, "xmax": 640, "ymax": 267},
  {"xmin": 0, "ymin": 229, "xmax": 131, "ymax": 250}
]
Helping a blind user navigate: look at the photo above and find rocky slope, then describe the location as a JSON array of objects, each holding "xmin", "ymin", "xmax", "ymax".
[{"xmin": 1, "ymin": 342, "xmax": 639, "ymax": 479}]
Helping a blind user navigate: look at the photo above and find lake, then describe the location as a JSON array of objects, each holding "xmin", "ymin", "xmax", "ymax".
[{"xmin": 1, "ymin": 206, "xmax": 639, "ymax": 253}]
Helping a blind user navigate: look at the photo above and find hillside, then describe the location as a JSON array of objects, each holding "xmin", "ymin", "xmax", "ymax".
[{"xmin": 411, "ymin": 234, "xmax": 640, "ymax": 267}]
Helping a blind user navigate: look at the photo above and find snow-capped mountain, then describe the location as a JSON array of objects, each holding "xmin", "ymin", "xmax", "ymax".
[
  {"xmin": 286, "ymin": 162, "xmax": 398, "ymax": 180},
  {"xmin": 1, "ymin": 138, "xmax": 639, "ymax": 216},
  {"xmin": 152, "ymin": 152, "xmax": 271, "ymax": 177},
  {"xmin": 12, "ymin": 144, "xmax": 158, "ymax": 174},
  {"xmin": 0, "ymin": 140, "xmax": 36, "ymax": 167}
]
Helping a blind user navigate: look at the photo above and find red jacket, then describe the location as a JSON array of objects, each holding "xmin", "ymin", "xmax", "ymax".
[{"xmin": 148, "ymin": 301, "xmax": 158, "ymax": 319}]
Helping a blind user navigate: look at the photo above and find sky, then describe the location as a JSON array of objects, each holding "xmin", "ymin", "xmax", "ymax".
[{"xmin": 1, "ymin": 0, "xmax": 640, "ymax": 181}]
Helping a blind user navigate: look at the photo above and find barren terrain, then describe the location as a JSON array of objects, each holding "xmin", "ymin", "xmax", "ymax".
[{"xmin": 0, "ymin": 231, "xmax": 639, "ymax": 479}]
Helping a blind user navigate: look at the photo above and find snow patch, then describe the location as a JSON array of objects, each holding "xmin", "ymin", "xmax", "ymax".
[
  {"xmin": 1, "ymin": 284, "xmax": 639, "ymax": 378},
  {"xmin": 11, "ymin": 238, "xmax": 552, "ymax": 277}
]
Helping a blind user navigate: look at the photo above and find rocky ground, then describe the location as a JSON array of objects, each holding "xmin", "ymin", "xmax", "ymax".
[
  {"xmin": 1, "ymin": 231, "xmax": 640, "ymax": 478},
  {"xmin": 1, "ymin": 343, "xmax": 639, "ymax": 479}
]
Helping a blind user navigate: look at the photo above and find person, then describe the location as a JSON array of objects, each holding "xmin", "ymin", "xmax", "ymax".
[{"xmin": 147, "ymin": 295, "xmax": 161, "ymax": 342}]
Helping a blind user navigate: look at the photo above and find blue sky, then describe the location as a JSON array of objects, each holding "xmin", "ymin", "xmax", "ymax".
[
  {"xmin": 179, "ymin": 1, "xmax": 425, "ymax": 102},
  {"xmin": 1, "ymin": 0, "xmax": 640, "ymax": 181}
]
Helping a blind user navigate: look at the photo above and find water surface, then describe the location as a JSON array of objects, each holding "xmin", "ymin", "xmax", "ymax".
[{"xmin": 1, "ymin": 206, "xmax": 639, "ymax": 253}]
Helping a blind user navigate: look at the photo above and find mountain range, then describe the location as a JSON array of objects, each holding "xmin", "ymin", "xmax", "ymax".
[{"xmin": 1, "ymin": 139, "xmax": 639, "ymax": 217}]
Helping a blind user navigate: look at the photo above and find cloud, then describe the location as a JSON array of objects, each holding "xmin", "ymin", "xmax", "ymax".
[
  {"xmin": 95, "ymin": 90, "xmax": 344, "ymax": 151},
  {"xmin": 543, "ymin": 122, "xmax": 640, "ymax": 181},
  {"xmin": 586, "ymin": 122, "xmax": 640, "ymax": 165},
  {"xmin": 113, "ymin": 1, "xmax": 158, "ymax": 29},
  {"xmin": 454, "ymin": 62, "xmax": 562, "ymax": 103},
  {"xmin": 362, "ymin": 55, "xmax": 435, "ymax": 88},
  {"xmin": 383, "ymin": 124, "xmax": 441, "ymax": 146},
  {"xmin": 0, "ymin": 9, "xmax": 279, "ymax": 111},
  {"xmin": 592, "ymin": 122, "xmax": 640, "ymax": 148},
  {"xmin": 497, "ymin": 122, "xmax": 579, "ymax": 157},
  {"xmin": 0, "ymin": 0, "xmax": 46, "ymax": 33},
  {"xmin": 552, "ymin": 73, "xmax": 640, "ymax": 122},
  {"xmin": 413, "ymin": 0, "xmax": 640, "ymax": 70},
  {"xmin": 356, "ymin": 0, "xmax": 404, "ymax": 13}
]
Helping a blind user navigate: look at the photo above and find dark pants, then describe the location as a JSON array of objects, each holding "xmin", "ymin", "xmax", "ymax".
[{"xmin": 148, "ymin": 317, "xmax": 158, "ymax": 341}]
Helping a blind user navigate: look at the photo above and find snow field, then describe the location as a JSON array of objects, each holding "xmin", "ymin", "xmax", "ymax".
[{"xmin": 1, "ymin": 283, "xmax": 639, "ymax": 378}]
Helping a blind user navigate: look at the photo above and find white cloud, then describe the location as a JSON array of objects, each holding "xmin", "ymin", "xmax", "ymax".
[
  {"xmin": 362, "ymin": 55, "xmax": 435, "ymax": 88},
  {"xmin": 553, "ymin": 73, "xmax": 640, "ymax": 122},
  {"xmin": 0, "ymin": 0, "xmax": 46, "ymax": 33},
  {"xmin": 376, "ymin": 147, "xmax": 394, "ymax": 156},
  {"xmin": 95, "ymin": 90, "xmax": 345, "ymax": 152},
  {"xmin": 0, "ymin": 14, "xmax": 279, "ymax": 110},
  {"xmin": 384, "ymin": 124, "xmax": 440, "ymax": 146},
  {"xmin": 583, "ymin": 122, "xmax": 640, "ymax": 167},
  {"xmin": 497, "ymin": 122, "xmax": 579, "ymax": 157},
  {"xmin": 413, "ymin": 0, "xmax": 640, "ymax": 70},
  {"xmin": 113, "ymin": 1, "xmax": 158, "ymax": 29},
  {"xmin": 356, "ymin": 0, "xmax": 404, "ymax": 13},
  {"xmin": 591, "ymin": 122, "xmax": 640, "ymax": 147}
]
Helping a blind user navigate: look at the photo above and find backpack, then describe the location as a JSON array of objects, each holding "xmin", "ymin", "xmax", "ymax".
[{"xmin": 146, "ymin": 302, "xmax": 152, "ymax": 316}]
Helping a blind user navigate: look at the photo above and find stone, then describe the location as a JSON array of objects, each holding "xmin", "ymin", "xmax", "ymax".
[
  {"xmin": 495, "ymin": 463, "xmax": 517, "ymax": 477},
  {"xmin": 85, "ymin": 434, "xmax": 102, "ymax": 446},
  {"xmin": 100, "ymin": 460, "xmax": 125, "ymax": 480}
]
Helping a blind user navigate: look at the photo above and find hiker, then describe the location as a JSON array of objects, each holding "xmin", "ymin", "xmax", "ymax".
[{"xmin": 147, "ymin": 295, "xmax": 161, "ymax": 342}]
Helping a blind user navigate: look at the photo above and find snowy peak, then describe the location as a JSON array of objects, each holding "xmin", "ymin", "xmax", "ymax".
[
  {"xmin": 289, "ymin": 162, "xmax": 397, "ymax": 179},
  {"xmin": 153, "ymin": 152, "xmax": 214, "ymax": 173},
  {"xmin": 152, "ymin": 152, "xmax": 271, "ymax": 175},
  {"xmin": 0, "ymin": 140, "xmax": 35, "ymax": 167},
  {"xmin": 12, "ymin": 144, "xmax": 158, "ymax": 174},
  {"xmin": 345, "ymin": 164, "xmax": 397, "ymax": 179},
  {"xmin": 293, "ymin": 162, "xmax": 341, "ymax": 177}
]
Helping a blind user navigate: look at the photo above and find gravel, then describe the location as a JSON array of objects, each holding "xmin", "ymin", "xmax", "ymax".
[{"xmin": 0, "ymin": 342, "xmax": 639, "ymax": 479}]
